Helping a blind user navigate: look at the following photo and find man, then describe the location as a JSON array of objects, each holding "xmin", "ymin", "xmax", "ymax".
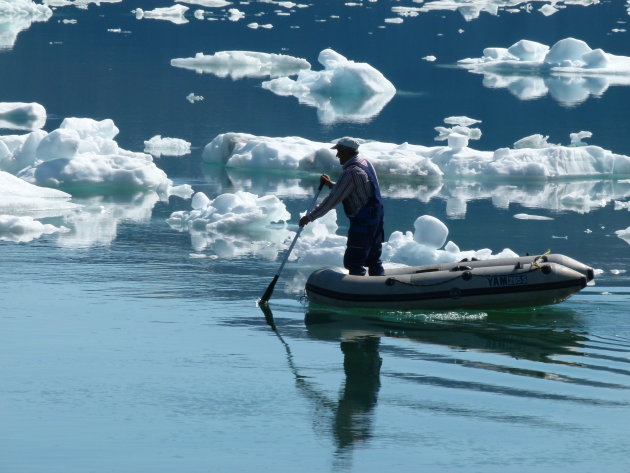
[{"xmin": 299, "ymin": 137, "xmax": 385, "ymax": 276}]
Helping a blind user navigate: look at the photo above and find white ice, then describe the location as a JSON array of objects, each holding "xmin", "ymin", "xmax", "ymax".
[
  {"xmin": 202, "ymin": 128, "xmax": 630, "ymax": 181},
  {"xmin": 458, "ymin": 38, "xmax": 630, "ymax": 106},
  {"xmin": 167, "ymin": 189, "xmax": 518, "ymax": 268},
  {"xmin": 171, "ymin": 50, "xmax": 310, "ymax": 79},
  {"xmin": 0, "ymin": 102, "xmax": 46, "ymax": 131},
  {"xmin": 261, "ymin": 49, "xmax": 397, "ymax": 124},
  {"xmin": 0, "ymin": 116, "xmax": 185, "ymax": 196},
  {"xmin": 0, "ymin": 170, "xmax": 79, "ymax": 217},
  {"xmin": 417, "ymin": 0, "xmax": 599, "ymax": 21},
  {"xmin": 143, "ymin": 135, "xmax": 191, "ymax": 158},
  {"xmin": 167, "ymin": 190, "xmax": 292, "ymax": 258},
  {"xmin": 134, "ymin": 4, "xmax": 189, "ymax": 24},
  {"xmin": 176, "ymin": 0, "xmax": 231, "ymax": 7},
  {"xmin": 615, "ymin": 226, "xmax": 630, "ymax": 245},
  {"xmin": 0, "ymin": 0, "xmax": 52, "ymax": 50}
]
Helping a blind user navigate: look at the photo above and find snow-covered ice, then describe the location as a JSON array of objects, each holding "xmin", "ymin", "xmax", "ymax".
[
  {"xmin": 261, "ymin": 49, "xmax": 396, "ymax": 124},
  {"xmin": 458, "ymin": 38, "xmax": 630, "ymax": 106},
  {"xmin": 171, "ymin": 51, "xmax": 310, "ymax": 79}
]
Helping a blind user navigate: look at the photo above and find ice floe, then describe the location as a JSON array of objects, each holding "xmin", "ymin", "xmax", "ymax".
[
  {"xmin": 202, "ymin": 128, "xmax": 630, "ymax": 181},
  {"xmin": 133, "ymin": 4, "xmax": 189, "ymax": 24},
  {"xmin": 176, "ymin": 0, "xmax": 232, "ymax": 7},
  {"xmin": 0, "ymin": 0, "xmax": 52, "ymax": 50},
  {"xmin": 166, "ymin": 190, "xmax": 292, "ymax": 258},
  {"xmin": 167, "ymin": 189, "xmax": 517, "ymax": 267},
  {"xmin": 261, "ymin": 49, "xmax": 396, "ymax": 124},
  {"xmin": 0, "ymin": 116, "xmax": 188, "ymax": 196},
  {"xmin": 0, "ymin": 102, "xmax": 46, "ymax": 131},
  {"xmin": 615, "ymin": 226, "xmax": 630, "ymax": 245},
  {"xmin": 458, "ymin": 38, "xmax": 630, "ymax": 106},
  {"xmin": 143, "ymin": 135, "xmax": 191, "ymax": 158},
  {"xmin": 171, "ymin": 50, "xmax": 311, "ymax": 79}
]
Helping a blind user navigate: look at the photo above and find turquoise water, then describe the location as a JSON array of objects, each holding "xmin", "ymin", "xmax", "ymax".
[{"xmin": 2, "ymin": 1, "xmax": 630, "ymax": 472}]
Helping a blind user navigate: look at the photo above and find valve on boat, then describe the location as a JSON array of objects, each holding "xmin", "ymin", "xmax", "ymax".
[
  {"xmin": 541, "ymin": 265, "xmax": 552, "ymax": 274},
  {"xmin": 461, "ymin": 271, "xmax": 472, "ymax": 281}
]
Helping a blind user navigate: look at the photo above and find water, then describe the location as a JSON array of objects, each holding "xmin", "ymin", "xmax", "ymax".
[{"xmin": 2, "ymin": 1, "xmax": 630, "ymax": 472}]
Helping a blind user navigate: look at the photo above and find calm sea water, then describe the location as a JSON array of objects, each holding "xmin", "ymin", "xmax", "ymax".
[{"xmin": 2, "ymin": 1, "xmax": 630, "ymax": 472}]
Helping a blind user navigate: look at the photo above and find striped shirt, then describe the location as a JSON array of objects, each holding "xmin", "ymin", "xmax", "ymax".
[{"xmin": 307, "ymin": 156, "xmax": 377, "ymax": 221}]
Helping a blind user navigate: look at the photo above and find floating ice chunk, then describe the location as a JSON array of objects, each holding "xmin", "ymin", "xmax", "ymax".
[
  {"xmin": 413, "ymin": 215, "xmax": 448, "ymax": 249},
  {"xmin": 171, "ymin": 51, "xmax": 310, "ymax": 80},
  {"xmin": 134, "ymin": 5, "xmax": 189, "ymax": 24},
  {"xmin": 0, "ymin": 0, "xmax": 53, "ymax": 50},
  {"xmin": 392, "ymin": 6, "xmax": 421, "ymax": 16},
  {"xmin": 539, "ymin": 4, "xmax": 558, "ymax": 16},
  {"xmin": 262, "ymin": 48, "xmax": 396, "ymax": 124},
  {"xmin": 444, "ymin": 116, "xmax": 481, "ymax": 127},
  {"xmin": 422, "ymin": 55, "xmax": 437, "ymax": 62},
  {"xmin": 3, "ymin": 118, "xmax": 176, "ymax": 195},
  {"xmin": 247, "ymin": 22, "xmax": 273, "ymax": 29},
  {"xmin": 0, "ymin": 214, "xmax": 67, "ymax": 243},
  {"xmin": 186, "ymin": 92, "xmax": 204, "ymax": 103},
  {"xmin": 513, "ymin": 213, "xmax": 554, "ymax": 220},
  {"xmin": 202, "ymin": 132, "xmax": 442, "ymax": 178},
  {"xmin": 143, "ymin": 135, "xmax": 191, "ymax": 158},
  {"xmin": 176, "ymin": 0, "xmax": 231, "ymax": 6},
  {"xmin": 227, "ymin": 8, "xmax": 244, "ymax": 21},
  {"xmin": 0, "ymin": 102, "xmax": 46, "ymax": 131},
  {"xmin": 385, "ymin": 17, "xmax": 404, "ymax": 23},
  {"xmin": 447, "ymin": 133, "xmax": 469, "ymax": 150},
  {"xmin": 167, "ymin": 191, "xmax": 291, "ymax": 258}
]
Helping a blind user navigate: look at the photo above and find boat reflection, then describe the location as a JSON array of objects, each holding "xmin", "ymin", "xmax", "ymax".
[{"xmin": 260, "ymin": 303, "xmax": 591, "ymax": 468}]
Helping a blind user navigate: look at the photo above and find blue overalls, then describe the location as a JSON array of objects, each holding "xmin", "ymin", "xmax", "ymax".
[{"xmin": 343, "ymin": 161, "xmax": 385, "ymax": 276}]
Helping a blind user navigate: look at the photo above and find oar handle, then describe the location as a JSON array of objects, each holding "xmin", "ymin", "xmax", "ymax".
[{"xmin": 259, "ymin": 181, "xmax": 325, "ymax": 304}]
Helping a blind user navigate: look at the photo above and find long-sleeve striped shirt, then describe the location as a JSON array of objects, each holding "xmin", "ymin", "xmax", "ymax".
[{"xmin": 307, "ymin": 156, "xmax": 377, "ymax": 221}]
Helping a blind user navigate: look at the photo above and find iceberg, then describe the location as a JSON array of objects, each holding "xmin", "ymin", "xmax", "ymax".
[
  {"xmin": 261, "ymin": 49, "xmax": 396, "ymax": 124},
  {"xmin": 458, "ymin": 38, "xmax": 630, "ymax": 106},
  {"xmin": 171, "ymin": 50, "xmax": 311, "ymax": 79}
]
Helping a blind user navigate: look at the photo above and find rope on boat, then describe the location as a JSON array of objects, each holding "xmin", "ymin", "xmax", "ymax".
[{"xmin": 385, "ymin": 253, "xmax": 552, "ymax": 288}]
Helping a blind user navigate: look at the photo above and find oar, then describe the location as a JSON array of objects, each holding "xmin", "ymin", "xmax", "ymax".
[{"xmin": 259, "ymin": 182, "xmax": 325, "ymax": 304}]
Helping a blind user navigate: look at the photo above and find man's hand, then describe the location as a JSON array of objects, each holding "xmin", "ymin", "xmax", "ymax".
[
  {"xmin": 320, "ymin": 174, "xmax": 334, "ymax": 189},
  {"xmin": 299, "ymin": 216, "xmax": 310, "ymax": 227}
]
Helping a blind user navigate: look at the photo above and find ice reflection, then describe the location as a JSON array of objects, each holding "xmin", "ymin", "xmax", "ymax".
[
  {"xmin": 202, "ymin": 164, "xmax": 630, "ymax": 218},
  {"xmin": 56, "ymin": 192, "xmax": 160, "ymax": 248},
  {"xmin": 477, "ymin": 71, "xmax": 630, "ymax": 107}
]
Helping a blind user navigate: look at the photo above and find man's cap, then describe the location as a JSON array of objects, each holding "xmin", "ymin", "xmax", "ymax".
[{"xmin": 331, "ymin": 137, "xmax": 359, "ymax": 151}]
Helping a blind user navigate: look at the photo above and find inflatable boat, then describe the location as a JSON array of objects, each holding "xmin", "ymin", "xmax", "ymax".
[{"xmin": 305, "ymin": 253, "xmax": 594, "ymax": 310}]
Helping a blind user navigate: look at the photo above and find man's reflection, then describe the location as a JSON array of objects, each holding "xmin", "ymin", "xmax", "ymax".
[{"xmin": 334, "ymin": 335, "xmax": 382, "ymax": 454}]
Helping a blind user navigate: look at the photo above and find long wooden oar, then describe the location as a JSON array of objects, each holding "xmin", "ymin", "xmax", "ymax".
[{"xmin": 259, "ymin": 182, "xmax": 325, "ymax": 304}]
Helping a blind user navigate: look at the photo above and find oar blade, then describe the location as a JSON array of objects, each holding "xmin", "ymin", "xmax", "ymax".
[{"xmin": 259, "ymin": 274, "xmax": 279, "ymax": 304}]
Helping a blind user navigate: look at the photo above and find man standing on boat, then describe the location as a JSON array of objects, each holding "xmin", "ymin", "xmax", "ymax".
[{"xmin": 299, "ymin": 137, "xmax": 385, "ymax": 277}]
